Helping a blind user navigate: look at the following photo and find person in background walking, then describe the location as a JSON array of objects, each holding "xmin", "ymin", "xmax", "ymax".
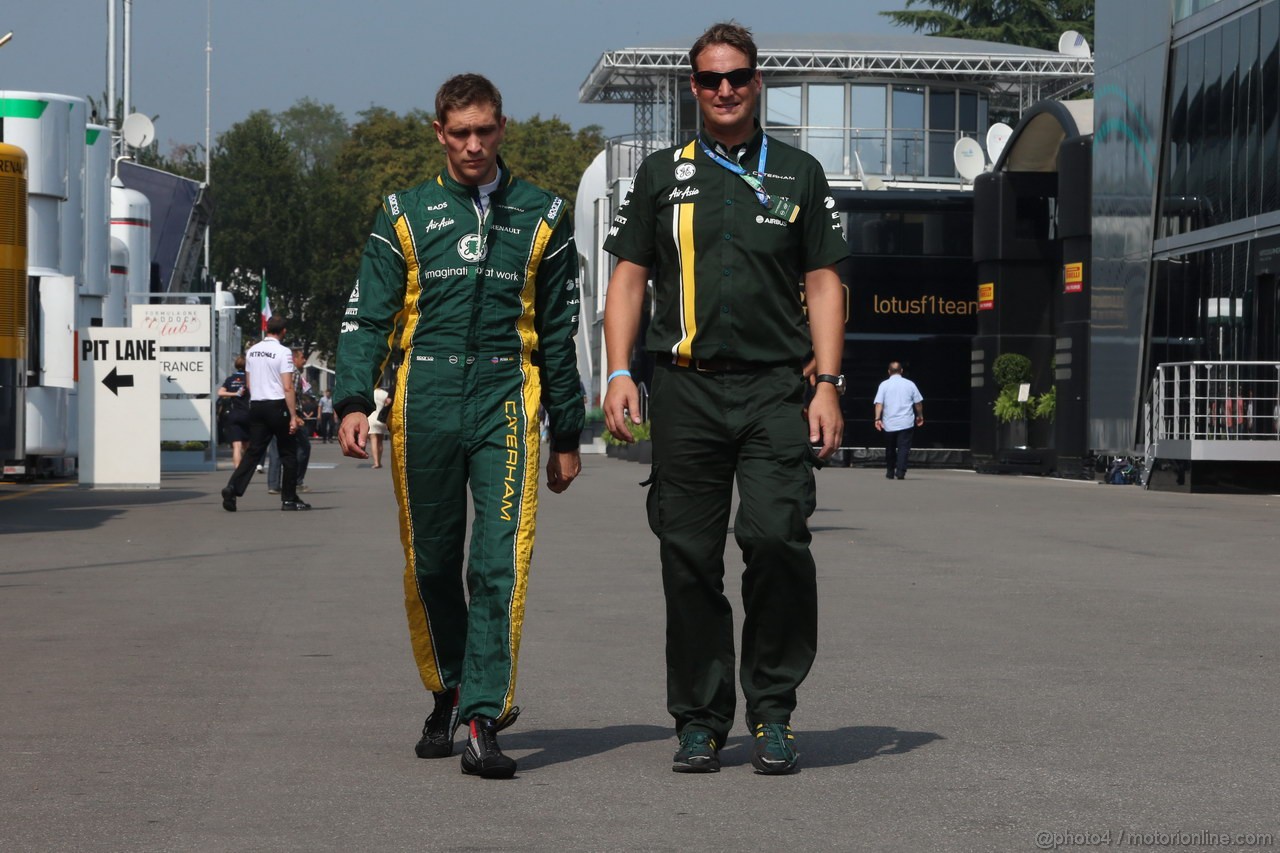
[
  {"xmin": 318, "ymin": 389, "xmax": 337, "ymax": 443},
  {"xmin": 220, "ymin": 316, "xmax": 310, "ymax": 511},
  {"xmin": 268, "ymin": 348, "xmax": 314, "ymax": 493},
  {"xmin": 217, "ymin": 355, "xmax": 251, "ymax": 469},
  {"xmin": 873, "ymin": 361, "xmax": 924, "ymax": 480}
]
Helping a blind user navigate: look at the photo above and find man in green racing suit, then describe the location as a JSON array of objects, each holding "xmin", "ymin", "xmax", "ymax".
[{"xmin": 334, "ymin": 74, "xmax": 583, "ymax": 780}]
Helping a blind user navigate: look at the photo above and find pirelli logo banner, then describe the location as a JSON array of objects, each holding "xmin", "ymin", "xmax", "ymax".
[
  {"xmin": 1064, "ymin": 262, "xmax": 1083, "ymax": 294},
  {"xmin": 978, "ymin": 282, "xmax": 994, "ymax": 311}
]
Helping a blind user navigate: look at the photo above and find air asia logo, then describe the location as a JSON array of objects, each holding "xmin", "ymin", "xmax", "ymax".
[
  {"xmin": 675, "ymin": 162, "xmax": 696, "ymax": 181},
  {"xmin": 425, "ymin": 217, "xmax": 456, "ymax": 233},
  {"xmin": 457, "ymin": 234, "xmax": 489, "ymax": 262},
  {"xmin": 667, "ymin": 186, "xmax": 699, "ymax": 201}
]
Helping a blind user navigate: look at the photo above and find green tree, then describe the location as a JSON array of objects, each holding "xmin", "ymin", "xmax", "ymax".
[
  {"xmin": 205, "ymin": 98, "xmax": 606, "ymax": 359},
  {"xmin": 501, "ymin": 115, "xmax": 605, "ymax": 206},
  {"xmin": 210, "ymin": 110, "xmax": 308, "ymax": 343},
  {"xmin": 276, "ymin": 97, "xmax": 349, "ymax": 172},
  {"xmin": 881, "ymin": 0, "xmax": 1093, "ymax": 51}
]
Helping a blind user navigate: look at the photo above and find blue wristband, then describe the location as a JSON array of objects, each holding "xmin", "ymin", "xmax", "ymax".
[{"xmin": 607, "ymin": 369, "xmax": 633, "ymax": 383}]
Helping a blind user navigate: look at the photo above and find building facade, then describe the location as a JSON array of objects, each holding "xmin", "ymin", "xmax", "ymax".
[{"xmin": 576, "ymin": 33, "xmax": 1091, "ymax": 451}]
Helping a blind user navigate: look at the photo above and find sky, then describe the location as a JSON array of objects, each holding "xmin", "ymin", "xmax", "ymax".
[{"xmin": 1, "ymin": 0, "xmax": 906, "ymax": 155}]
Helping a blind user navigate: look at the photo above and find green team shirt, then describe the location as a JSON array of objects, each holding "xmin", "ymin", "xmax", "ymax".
[
  {"xmin": 333, "ymin": 158, "xmax": 584, "ymax": 447},
  {"xmin": 603, "ymin": 125, "xmax": 848, "ymax": 365}
]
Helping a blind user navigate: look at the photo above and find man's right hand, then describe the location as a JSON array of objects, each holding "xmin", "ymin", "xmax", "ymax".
[
  {"xmin": 603, "ymin": 375, "xmax": 641, "ymax": 443},
  {"xmin": 338, "ymin": 411, "xmax": 371, "ymax": 459}
]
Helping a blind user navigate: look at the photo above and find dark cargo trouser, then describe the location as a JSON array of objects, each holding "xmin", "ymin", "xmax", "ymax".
[
  {"xmin": 226, "ymin": 399, "xmax": 298, "ymax": 502},
  {"xmin": 391, "ymin": 353, "xmax": 541, "ymax": 724},
  {"xmin": 646, "ymin": 363, "xmax": 818, "ymax": 745}
]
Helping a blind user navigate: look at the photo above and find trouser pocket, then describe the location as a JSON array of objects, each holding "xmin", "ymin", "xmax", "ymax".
[{"xmin": 641, "ymin": 463, "xmax": 661, "ymax": 536}]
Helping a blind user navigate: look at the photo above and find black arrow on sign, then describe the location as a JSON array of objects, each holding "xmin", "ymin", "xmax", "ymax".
[{"xmin": 102, "ymin": 366, "xmax": 135, "ymax": 396}]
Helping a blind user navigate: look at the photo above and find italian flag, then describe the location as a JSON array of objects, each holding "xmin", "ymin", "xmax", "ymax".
[{"xmin": 260, "ymin": 272, "xmax": 272, "ymax": 334}]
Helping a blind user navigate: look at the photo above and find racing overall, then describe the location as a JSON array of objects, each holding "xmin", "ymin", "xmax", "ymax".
[{"xmin": 334, "ymin": 159, "xmax": 583, "ymax": 724}]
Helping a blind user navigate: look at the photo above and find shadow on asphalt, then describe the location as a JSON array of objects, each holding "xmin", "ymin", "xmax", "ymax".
[
  {"xmin": 0, "ymin": 489, "xmax": 206, "ymax": 535},
  {"xmin": 503, "ymin": 723, "xmax": 942, "ymax": 772},
  {"xmin": 504, "ymin": 724, "xmax": 673, "ymax": 770}
]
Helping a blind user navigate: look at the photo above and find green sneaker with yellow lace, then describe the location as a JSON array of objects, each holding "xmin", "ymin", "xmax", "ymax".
[
  {"xmin": 672, "ymin": 729, "xmax": 720, "ymax": 773},
  {"xmin": 750, "ymin": 720, "xmax": 799, "ymax": 775}
]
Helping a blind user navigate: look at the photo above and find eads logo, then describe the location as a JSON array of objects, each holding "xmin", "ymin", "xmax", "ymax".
[{"xmin": 457, "ymin": 233, "xmax": 489, "ymax": 263}]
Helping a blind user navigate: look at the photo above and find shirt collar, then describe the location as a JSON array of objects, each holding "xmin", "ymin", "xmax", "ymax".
[
  {"xmin": 437, "ymin": 155, "xmax": 513, "ymax": 199},
  {"xmin": 699, "ymin": 122, "xmax": 764, "ymax": 165}
]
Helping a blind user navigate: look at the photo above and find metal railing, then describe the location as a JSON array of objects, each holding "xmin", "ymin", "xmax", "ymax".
[
  {"xmin": 604, "ymin": 127, "xmax": 980, "ymax": 185},
  {"xmin": 1146, "ymin": 361, "xmax": 1280, "ymax": 461}
]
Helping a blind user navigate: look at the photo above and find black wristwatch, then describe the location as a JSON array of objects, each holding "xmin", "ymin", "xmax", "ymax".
[{"xmin": 815, "ymin": 374, "xmax": 845, "ymax": 395}]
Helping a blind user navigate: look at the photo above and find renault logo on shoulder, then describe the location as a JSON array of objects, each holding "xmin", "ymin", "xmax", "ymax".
[
  {"xmin": 675, "ymin": 162, "xmax": 696, "ymax": 181},
  {"xmin": 457, "ymin": 233, "xmax": 488, "ymax": 262}
]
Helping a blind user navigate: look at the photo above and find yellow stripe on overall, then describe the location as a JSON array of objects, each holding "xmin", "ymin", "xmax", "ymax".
[
  {"xmin": 497, "ymin": 214, "xmax": 554, "ymax": 719},
  {"xmin": 388, "ymin": 210, "xmax": 448, "ymax": 692}
]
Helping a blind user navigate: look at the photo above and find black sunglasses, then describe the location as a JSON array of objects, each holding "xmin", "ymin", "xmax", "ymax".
[{"xmin": 691, "ymin": 67, "xmax": 755, "ymax": 90}]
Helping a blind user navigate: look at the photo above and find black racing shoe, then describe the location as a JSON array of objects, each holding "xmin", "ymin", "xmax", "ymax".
[
  {"xmin": 220, "ymin": 486, "xmax": 237, "ymax": 512},
  {"xmin": 415, "ymin": 688, "xmax": 460, "ymax": 759},
  {"xmin": 281, "ymin": 499, "xmax": 312, "ymax": 511},
  {"xmin": 460, "ymin": 717, "xmax": 517, "ymax": 779},
  {"xmin": 749, "ymin": 720, "xmax": 799, "ymax": 775},
  {"xmin": 672, "ymin": 729, "xmax": 720, "ymax": 773}
]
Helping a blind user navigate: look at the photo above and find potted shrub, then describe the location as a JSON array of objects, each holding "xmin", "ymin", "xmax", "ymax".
[
  {"xmin": 992, "ymin": 353, "xmax": 1033, "ymax": 448},
  {"xmin": 583, "ymin": 406, "xmax": 606, "ymax": 443},
  {"xmin": 160, "ymin": 440, "xmax": 209, "ymax": 471},
  {"xmin": 602, "ymin": 428, "xmax": 625, "ymax": 458},
  {"xmin": 631, "ymin": 421, "xmax": 653, "ymax": 464}
]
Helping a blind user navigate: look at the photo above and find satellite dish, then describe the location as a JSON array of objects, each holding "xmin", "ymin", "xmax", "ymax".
[
  {"xmin": 953, "ymin": 137, "xmax": 985, "ymax": 182},
  {"xmin": 121, "ymin": 113, "xmax": 155, "ymax": 148},
  {"xmin": 1058, "ymin": 29, "xmax": 1091, "ymax": 57},
  {"xmin": 986, "ymin": 122, "xmax": 1013, "ymax": 165}
]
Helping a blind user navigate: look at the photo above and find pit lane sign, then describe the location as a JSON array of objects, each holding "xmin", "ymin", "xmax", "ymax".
[{"xmin": 78, "ymin": 328, "xmax": 160, "ymax": 488}]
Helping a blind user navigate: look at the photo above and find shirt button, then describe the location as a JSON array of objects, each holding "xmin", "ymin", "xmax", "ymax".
[
  {"xmin": 723, "ymin": 268, "xmax": 731, "ymax": 276},
  {"xmin": 725, "ymin": 199, "xmax": 733, "ymax": 205},
  {"xmin": 721, "ymin": 305, "xmax": 730, "ymax": 314},
  {"xmin": 724, "ymin": 233, "xmax": 732, "ymax": 240}
]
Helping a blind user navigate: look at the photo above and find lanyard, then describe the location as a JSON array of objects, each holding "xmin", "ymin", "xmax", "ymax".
[{"xmin": 698, "ymin": 135, "xmax": 770, "ymax": 208}]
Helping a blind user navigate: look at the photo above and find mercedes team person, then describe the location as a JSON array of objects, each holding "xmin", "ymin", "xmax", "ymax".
[{"xmin": 333, "ymin": 74, "xmax": 583, "ymax": 780}]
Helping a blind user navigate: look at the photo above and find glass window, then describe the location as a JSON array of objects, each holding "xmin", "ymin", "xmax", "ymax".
[
  {"xmin": 1237, "ymin": 11, "xmax": 1258, "ymax": 220},
  {"xmin": 958, "ymin": 91, "xmax": 978, "ymax": 133},
  {"xmin": 807, "ymin": 84, "xmax": 846, "ymax": 174},
  {"xmin": 678, "ymin": 89, "xmax": 698, "ymax": 140},
  {"xmin": 766, "ymin": 85, "xmax": 801, "ymax": 128},
  {"xmin": 928, "ymin": 90, "xmax": 956, "ymax": 177},
  {"xmin": 1167, "ymin": 45, "xmax": 1188, "ymax": 214},
  {"xmin": 851, "ymin": 85, "xmax": 886, "ymax": 175},
  {"xmin": 891, "ymin": 86, "xmax": 925, "ymax": 176},
  {"xmin": 1202, "ymin": 25, "xmax": 1222, "ymax": 227},
  {"xmin": 1220, "ymin": 18, "xmax": 1240, "ymax": 223},
  {"xmin": 1262, "ymin": 1, "xmax": 1279, "ymax": 214},
  {"xmin": 1186, "ymin": 35, "xmax": 1205, "ymax": 228}
]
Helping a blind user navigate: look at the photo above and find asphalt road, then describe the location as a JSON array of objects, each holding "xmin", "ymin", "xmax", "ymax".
[{"xmin": 2, "ymin": 445, "xmax": 1278, "ymax": 852}]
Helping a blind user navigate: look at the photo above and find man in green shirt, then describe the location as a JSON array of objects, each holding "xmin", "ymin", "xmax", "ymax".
[{"xmin": 602, "ymin": 21, "xmax": 848, "ymax": 775}]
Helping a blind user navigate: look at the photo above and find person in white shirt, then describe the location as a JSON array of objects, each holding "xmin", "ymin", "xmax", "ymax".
[
  {"xmin": 873, "ymin": 361, "xmax": 925, "ymax": 480},
  {"xmin": 220, "ymin": 316, "xmax": 311, "ymax": 511}
]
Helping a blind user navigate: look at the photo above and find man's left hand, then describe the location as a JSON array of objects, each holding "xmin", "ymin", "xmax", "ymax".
[
  {"xmin": 546, "ymin": 448, "xmax": 581, "ymax": 493},
  {"xmin": 808, "ymin": 385, "xmax": 844, "ymax": 460}
]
